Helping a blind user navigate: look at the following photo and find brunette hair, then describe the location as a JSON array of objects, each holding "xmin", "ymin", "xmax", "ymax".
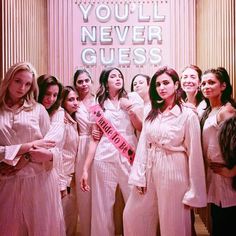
[
  {"xmin": 200, "ymin": 67, "xmax": 235, "ymax": 128},
  {"xmin": 131, "ymin": 74, "xmax": 151, "ymax": 92},
  {"xmin": 37, "ymin": 74, "xmax": 63, "ymax": 115},
  {"xmin": 180, "ymin": 64, "xmax": 203, "ymax": 106},
  {"xmin": 61, "ymin": 86, "xmax": 78, "ymax": 120},
  {"xmin": 73, "ymin": 69, "xmax": 92, "ymax": 88},
  {"xmin": 218, "ymin": 116, "xmax": 236, "ymax": 190},
  {"xmin": 146, "ymin": 66, "xmax": 182, "ymax": 122},
  {"xmin": 96, "ymin": 67, "xmax": 127, "ymax": 110}
]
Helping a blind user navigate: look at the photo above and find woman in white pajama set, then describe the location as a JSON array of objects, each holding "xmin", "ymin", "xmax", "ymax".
[
  {"xmin": 123, "ymin": 66, "xmax": 207, "ymax": 236},
  {"xmin": 60, "ymin": 86, "xmax": 80, "ymax": 236},
  {"xmin": 73, "ymin": 69, "xmax": 95, "ymax": 236},
  {"xmin": 0, "ymin": 62, "xmax": 65, "ymax": 236},
  {"xmin": 37, "ymin": 74, "xmax": 65, "ymax": 172},
  {"xmin": 80, "ymin": 67, "xmax": 141, "ymax": 236},
  {"xmin": 200, "ymin": 67, "xmax": 236, "ymax": 236}
]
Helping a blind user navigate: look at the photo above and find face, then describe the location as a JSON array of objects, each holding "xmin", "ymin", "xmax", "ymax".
[
  {"xmin": 201, "ymin": 73, "xmax": 225, "ymax": 101},
  {"xmin": 181, "ymin": 68, "xmax": 200, "ymax": 94},
  {"xmin": 107, "ymin": 69, "xmax": 123, "ymax": 94},
  {"xmin": 64, "ymin": 91, "xmax": 79, "ymax": 115},
  {"xmin": 8, "ymin": 70, "xmax": 33, "ymax": 102},
  {"xmin": 132, "ymin": 76, "xmax": 149, "ymax": 99},
  {"xmin": 75, "ymin": 72, "xmax": 92, "ymax": 95},
  {"xmin": 42, "ymin": 85, "xmax": 59, "ymax": 109},
  {"xmin": 156, "ymin": 73, "xmax": 177, "ymax": 101}
]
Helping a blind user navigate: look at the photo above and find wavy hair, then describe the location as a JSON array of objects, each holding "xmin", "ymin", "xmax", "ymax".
[
  {"xmin": 96, "ymin": 67, "xmax": 127, "ymax": 110},
  {"xmin": 37, "ymin": 74, "xmax": 63, "ymax": 116},
  {"xmin": 146, "ymin": 66, "xmax": 182, "ymax": 122},
  {"xmin": 0, "ymin": 62, "xmax": 38, "ymax": 108}
]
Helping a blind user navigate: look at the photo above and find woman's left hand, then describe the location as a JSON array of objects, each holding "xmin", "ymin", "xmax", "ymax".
[
  {"xmin": 209, "ymin": 162, "xmax": 236, "ymax": 177},
  {"xmin": 29, "ymin": 148, "xmax": 53, "ymax": 163}
]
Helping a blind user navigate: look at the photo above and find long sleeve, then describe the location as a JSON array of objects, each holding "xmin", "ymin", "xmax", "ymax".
[
  {"xmin": 182, "ymin": 110, "xmax": 207, "ymax": 207},
  {"xmin": 128, "ymin": 122, "xmax": 148, "ymax": 187}
]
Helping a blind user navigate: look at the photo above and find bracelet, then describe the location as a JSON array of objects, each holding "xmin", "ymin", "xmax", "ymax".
[{"xmin": 23, "ymin": 153, "xmax": 31, "ymax": 161}]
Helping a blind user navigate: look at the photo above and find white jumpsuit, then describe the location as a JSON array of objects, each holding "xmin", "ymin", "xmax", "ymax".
[
  {"xmin": 124, "ymin": 105, "xmax": 207, "ymax": 236},
  {"xmin": 91, "ymin": 99, "xmax": 138, "ymax": 236},
  {"xmin": 60, "ymin": 111, "xmax": 80, "ymax": 236},
  {"xmin": 0, "ymin": 102, "xmax": 66, "ymax": 236},
  {"xmin": 75, "ymin": 100, "xmax": 94, "ymax": 236}
]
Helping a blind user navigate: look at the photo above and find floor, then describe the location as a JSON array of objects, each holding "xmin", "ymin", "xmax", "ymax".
[
  {"xmin": 195, "ymin": 213, "xmax": 210, "ymax": 236},
  {"xmin": 76, "ymin": 213, "xmax": 210, "ymax": 236}
]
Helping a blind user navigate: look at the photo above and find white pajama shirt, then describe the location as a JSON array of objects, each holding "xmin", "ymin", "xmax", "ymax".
[
  {"xmin": 124, "ymin": 105, "xmax": 207, "ymax": 236},
  {"xmin": 91, "ymin": 99, "xmax": 138, "ymax": 236},
  {"xmin": 0, "ymin": 101, "xmax": 65, "ymax": 236}
]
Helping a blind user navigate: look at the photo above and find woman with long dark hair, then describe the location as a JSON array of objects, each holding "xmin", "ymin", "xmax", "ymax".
[
  {"xmin": 200, "ymin": 67, "xmax": 236, "ymax": 236},
  {"xmin": 123, "ymin": 66, "xmax": 207, "ymax": 236},
  {"xmin": 80, "ymin": 67, "xmax": 139, "ymax": 236}
]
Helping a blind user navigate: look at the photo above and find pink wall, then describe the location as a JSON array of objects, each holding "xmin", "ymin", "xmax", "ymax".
[{"xmin": 48, "ymin": 0, "xmax": 196, "ymax": 90}]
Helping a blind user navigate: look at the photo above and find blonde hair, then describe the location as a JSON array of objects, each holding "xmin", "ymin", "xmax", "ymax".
[{"xmin": 0, "ymin": 62, "xmax": 38, "ymax": 108}]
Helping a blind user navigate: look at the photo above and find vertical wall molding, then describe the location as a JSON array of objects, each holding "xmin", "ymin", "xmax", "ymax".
[
  {"xmin": 197, "ymin": 0, "xmax": 235, "ymax": 98},
  {"xmin": 0, "ymin": 0, "xmax": 48, "ymax": 81}
]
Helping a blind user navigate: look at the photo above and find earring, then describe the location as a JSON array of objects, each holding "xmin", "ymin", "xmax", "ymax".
[{"xmin": 157, "ymin": 99, "xmax": 164, "ymax": 104}]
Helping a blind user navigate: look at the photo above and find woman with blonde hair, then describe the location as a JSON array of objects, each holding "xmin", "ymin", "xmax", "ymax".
[{"xmin": 0, "ymin": 62, "xmax": 65, "ymax": 236}]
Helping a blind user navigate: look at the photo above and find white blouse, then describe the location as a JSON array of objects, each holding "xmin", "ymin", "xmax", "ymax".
[
  {"xmin": 202, "ymin": 110, "xmax": 236, "ymax": 207},
  {"xmin": 129, "ymin": 105, "xmax": 207, "ymax": 207},
  {"xmin": 94, "ymin": 99, "xmax": 138, "ymax": 168},
  {"xmin": 0, "ymin": 102, "xmax": 51, "ymax": 177},
  {"xmin": 59, "ymin": 112, "xmax": 79, "ymax": 190}
]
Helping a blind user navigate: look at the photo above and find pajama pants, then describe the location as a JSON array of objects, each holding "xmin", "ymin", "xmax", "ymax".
[
  {"xmin": 0, "ymin": 168, "xmax": 66, "ymax": 236},
  {"xmin": 124, "ymin": 157, "xmax": 191, "ymax": 236},
  {"xmin": 91, "ymin": 159, "xmax": 131, "ymax": 236}
]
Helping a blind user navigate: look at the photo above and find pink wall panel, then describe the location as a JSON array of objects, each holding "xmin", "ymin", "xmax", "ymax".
[{"xmin": 48, "ymin": 0, "xmax": 196, "ymax": 91}]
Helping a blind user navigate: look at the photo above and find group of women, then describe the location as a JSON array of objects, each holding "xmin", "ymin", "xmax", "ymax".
[{"xmin": 0, "ymin": 62, "xmax": 235, "ymax": 236}]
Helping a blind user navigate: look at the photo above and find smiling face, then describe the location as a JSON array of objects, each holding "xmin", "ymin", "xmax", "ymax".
[
  {"xmin": 201, "ymin": 72, "xmax": 225, "ymax": 102},
  {"xmin": 107, "ymin": 69, "xmax": 123, "ymax": 94},
  {"xmin": 8, "ymin": 70, "xmax": 33, "ymax": 102},
  {"xmin": 42, "ymin": 85, "xmax": 59, "ymax": 110},
  {"xmin": 132, "ymin": 75, "xmax": 149, "ymax": 99},
  {"xmin": 156, "ymin": 73, "xmax": 178, "ymax": 102},
  {"xmin": 75, "ymin": 72, "xmax": 92, "ymax": 96},
  {"xmin": 64, "ymin": 90, "xmax": 79, "ymax": 115},
  {"xmin": 181, "ymin": 68, "xmax": 200, "ymax": 95}
]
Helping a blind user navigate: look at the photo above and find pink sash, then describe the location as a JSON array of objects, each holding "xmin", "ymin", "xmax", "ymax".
[{"xmin": 90, "ymin": 104, "xmax": 135, "ymax": 165}]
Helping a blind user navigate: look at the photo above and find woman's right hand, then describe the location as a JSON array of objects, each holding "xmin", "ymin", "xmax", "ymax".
[
  {"xmin": 136, "ymin": 186, "xmax": 147, "ymax": 195},
  {"xmin": 30, "ymin": 139, "xmax": 56, "ymax": 149},
  {"xmin": 80, "ymin": 170, "xmax": 90, "ymax": 192}
]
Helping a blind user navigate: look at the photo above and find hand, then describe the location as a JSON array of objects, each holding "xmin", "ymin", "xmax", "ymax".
[
  {"xmin": 92, "ymin": 129, "xmax": 102, "ymax": 141},
  {"xmin": 61, "ymin": 190, "xmax": 67, "ymax": 199},
  {"xmin": 136, "ymin": 186, "xmax": 147, "ymax": 195},
  {"xmin": 31, "ymin": 139, "xmax": 56, "ymax": 149},
  {"xmin": 209, "ymin": 162, "xmax": 236, "ymax": 177},
  {"xmin": 120, "ymin": 98, "xmax": 133, "ymax": 111},
  {"xmin": 29, "ymin": 148, "xmax": 53, "ymax": 163},
  {"xmin": 0, "ymin": 155, "xmax": 29, "ymax": 176},
  {"xmin": 80, "ymin": 170, "xmax": 90, "ymax": 192}
]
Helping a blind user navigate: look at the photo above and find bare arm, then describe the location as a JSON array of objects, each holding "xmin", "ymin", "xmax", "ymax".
[{"xmin": 80, "ymin": 125, "xmax": 100, "ymax": 192}]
